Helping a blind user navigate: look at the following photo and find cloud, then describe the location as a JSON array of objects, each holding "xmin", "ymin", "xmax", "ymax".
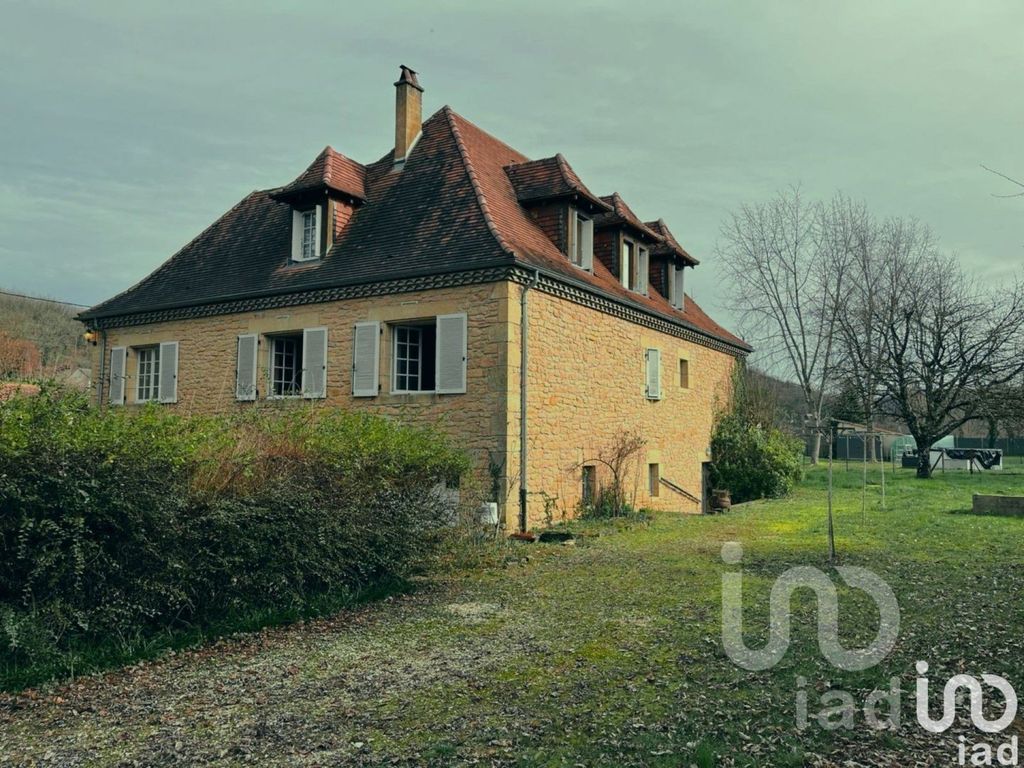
[{"xmin": 0, "ymin": 0, "xmax": 1020, "ymax": 324}]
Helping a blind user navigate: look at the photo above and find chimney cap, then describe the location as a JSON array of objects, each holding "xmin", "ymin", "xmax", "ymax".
[{"xmin": 394, "ymin": 65, "xmax": 423, "ymax": 92}]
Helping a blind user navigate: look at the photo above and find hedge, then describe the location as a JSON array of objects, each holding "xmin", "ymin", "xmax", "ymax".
[{"xmin": 0, "ymin": 387, "xmax": 469, "ymax": 683}]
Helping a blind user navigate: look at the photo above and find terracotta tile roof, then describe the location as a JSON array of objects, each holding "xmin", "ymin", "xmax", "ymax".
[
  {"xmin": 274, "ymin": 146, "xmax": 366, "ymax": 202},
  {"xmin": 594, "ymin": 193, "xmax": 662, "ymax": 242},
  {"xmin": 504, "ymin": 155, "xmax": 611, "ymax": 213},
  {"xmin": 82, "ymin": 106, "xmax": 748, "ymax": 353},
  {"xmin": 645, "ymin": 219, "xmax": 699, "ymax": 266}
]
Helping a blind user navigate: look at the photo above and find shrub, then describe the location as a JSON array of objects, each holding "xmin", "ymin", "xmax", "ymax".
[
  {"xmin": 710, "ymin": 412, "xmax": 803, "ymax": 503},
  {"xmin": 0, "ymin": 386, "xmax": 469, "ymax": 682}
]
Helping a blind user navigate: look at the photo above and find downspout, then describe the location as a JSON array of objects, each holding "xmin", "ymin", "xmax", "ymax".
[
  {"xmin": 96, "ymin": 329, "xmax": 108, "ymax": 408},
  {"xmin": 519, "ymin": 268, "xmax": 540, "ymax": 533}
]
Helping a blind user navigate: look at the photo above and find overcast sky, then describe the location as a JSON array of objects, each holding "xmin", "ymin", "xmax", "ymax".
[{"xmin": 1, "ymin": 1, "xmax": 1021, "ymax": 337}]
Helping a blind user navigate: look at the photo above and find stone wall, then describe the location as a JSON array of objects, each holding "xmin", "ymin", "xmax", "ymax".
[
  {"xmin": 92, "ymin": 282, "xmax": 516, "ymax": 514},
  {"xmin": 91, "ymin": 277, "xmax": 739, "ymax": 530},
  {"xmin": 506, "ymin": 286, "xmax": 736, "ymax": 527}
]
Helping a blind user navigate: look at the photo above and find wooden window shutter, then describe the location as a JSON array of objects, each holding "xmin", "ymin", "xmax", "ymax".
[
  {"xmin": 435, "ymin": 313, "xmax": 468, "ymax": 394},
  {"xmin": 645, "ymin": 348, "xmax": 661, "ymax": 400},
  {"xmin": 314, "ymin": 205, "xmax": 323, "ymax": 258},
  {"xmin": 235, "ymin": 334, "xmax": 258, "ymax": 401},
  {"xmin": 301, "ymin": 327, "xmax": 328, "ymax": 399},
  {"xmin": 673, "ymin": 266, "xmax": 685, "ymax": 309},
  {"xmin": 581, "ymin": 217, "xmax": 594, "ymax": 271},
  {"xmin": 637, "ymin": 247, "xmax": 649, "ymax": 294},
  {"xmin": 158, "ymin": 341, "xmax": 179, "ymax": 403},
  {"xmin": 108, "ymin": 346, "xmax": 126, "ymax": 406},
  {"xmin": 352, "ymin": 321, "xmax": 380, "ymax": 397},
  {"xmin": 290, "ymin": 209, "xmax": 303, "ymax": 261}
]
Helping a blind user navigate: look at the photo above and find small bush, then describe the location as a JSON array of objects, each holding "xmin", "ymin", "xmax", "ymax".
[
  {"xmin": 0, "ymin": 387, "xmax": 469, "ymax": 685},
  {"xmin": 710, "ymin": 413, "xmax": 803, "ymax": 503}
]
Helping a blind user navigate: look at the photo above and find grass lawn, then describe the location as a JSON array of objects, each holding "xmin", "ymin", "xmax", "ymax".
[{"xmin": 1, "ymin": 464, "xmax": 1022, "ymax": 766}]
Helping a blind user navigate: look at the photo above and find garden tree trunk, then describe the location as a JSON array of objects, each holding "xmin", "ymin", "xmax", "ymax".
[
  {"xmin": 916, "ymin": 437, "xmax": 934, "ymax": 478},
  {"xmin": 987, "ymin": 416, "xmax": 999, "ymax": 450},
  {"xmin": 811, "ymin": 430, "xmax": 822, "ymax": 465}
]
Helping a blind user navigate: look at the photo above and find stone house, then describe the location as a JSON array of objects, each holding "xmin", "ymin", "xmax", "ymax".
[{"xmin": 79, "ymin": 66, "xmax": 750, "ymax": 530}]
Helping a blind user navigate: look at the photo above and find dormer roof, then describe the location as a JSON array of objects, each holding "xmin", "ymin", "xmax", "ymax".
[
  {"xmin": 504, "ymin": 154, "xmax": 611, "ymax": 214},
  {"xmin": 645, "ymin": 219, "xmax": 699, "ymax": 266},
  {"xmin": 81, "ymin": 106, "xmax": 748, "ymax": 354},
  {"xmin": 594, "ymin": 193, "xmax": 662, "ymax": 242},
  {"xmin": 272, "ymin": 146, "xmax": 367, "ymax": 204}
]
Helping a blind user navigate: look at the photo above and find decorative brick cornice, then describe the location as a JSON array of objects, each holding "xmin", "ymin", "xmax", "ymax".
[
  {"xmin": 89, "ymin": 263, "xmax": 748, "ymax": 357},
  {"xmin": 507, "ymin": 266, "xmax": 750, "ymax": 358},
  {"xmin": 86, "ymin": 267, "xmax": 511, "ymax": 330}
]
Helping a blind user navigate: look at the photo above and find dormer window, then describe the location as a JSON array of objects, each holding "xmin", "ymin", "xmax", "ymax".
[
  {"xmin": 568, "ymin": 209, "xmax": 594, "ymax": 270},
  {"xmin": 620, "ymin": 239, "xmax": 649, "ymax": 294},
  {"xmin": 669, "ymin": 264, "xmax": 685, "ymax": 310},
  {"xmin": 291, "ymin": 205, "xmax": 322, "ymax": 262}
]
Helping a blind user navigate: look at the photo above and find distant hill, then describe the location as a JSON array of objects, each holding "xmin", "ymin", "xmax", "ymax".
[{"xmin": 0, "ymin": 290, "xmax": 90, "ymax": 380}]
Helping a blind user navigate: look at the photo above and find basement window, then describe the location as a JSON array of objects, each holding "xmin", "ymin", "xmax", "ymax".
[
  {"xmin": 648, "ymin": 463, "xmax": 660, "ymax": 497},
  {"xmin": 270, "ymin": 334, "xmax": 303, "ymax": 397},
  {"xmin": 581, "ymin": 465, "xmax": 597, "ymax": 506}
]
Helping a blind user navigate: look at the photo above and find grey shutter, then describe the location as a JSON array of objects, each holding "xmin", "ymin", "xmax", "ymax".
[
  {"xmin": 637, "ymin": 247, "xmax": 649, "ymax": 295},
  {"xmin": 352, "ymin": 321, "xmax": 380, "ymax": 397},
  {"xmin": 435, "ymin": 313, "xmax": 468, "ymax": 394},
  {"xmin": 158, "ymin": 341, "xmax": 179, "ymax": 403},
  {"xmin": 314, "ymin": 205, "xmax": 323, "ymax": 258},
  {"xmin": 676, "ymin": 266, "xmax": 686, "ymax": 310},
  {"xmin": 235, "ymin": 334, "xmax": 258, "ymax": 401},
  {"xmin": 291, "ymin": 209, "xmax": 303, "ymax": 261},
  {"xmin": 302, "ymin": 326, "xmax": 328, "ymax": 399},
  {"xmin": 581, "ymin": 217, "xmax": 594, "ymax": 271},
  {"xmin": 108, "ymin": 346, "xmax": 126, "ymax": 406},
  {"xmin": 645, "ymin": 348, "xmax": 661, "ymax": 400},
  {"xmin": 671, "ymin": 266, "xmax": 683, "ymax": 309}
]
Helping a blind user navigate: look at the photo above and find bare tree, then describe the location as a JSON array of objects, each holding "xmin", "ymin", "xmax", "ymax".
[
  {"xmin": 830, "ymin": 215, "xmax": 933, "ymax": 460},
  {"xmin": 869, "ymin": 245, "xmax": 1024, "ymax": 477},
  {"xmin": 571, "ymin": 429, "xmax": 647, "ymax": 516},
  {"xmin": 718, "ymin": 187, "xmax": 850, "ymax": 463},
  {"xmin": 981, "ymin": 165, "xmax": 1024, "ymax": 198}
]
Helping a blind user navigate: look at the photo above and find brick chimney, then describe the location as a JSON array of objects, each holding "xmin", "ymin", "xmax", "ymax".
[{"xmin": 394, "ymin": 65, "xmax": 423, "ymax": 167}]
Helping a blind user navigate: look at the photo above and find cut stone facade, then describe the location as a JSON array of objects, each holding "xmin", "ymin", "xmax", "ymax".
[{"xmin": 92, "ymin": 276, "xmax": 735, "ymax": 529}]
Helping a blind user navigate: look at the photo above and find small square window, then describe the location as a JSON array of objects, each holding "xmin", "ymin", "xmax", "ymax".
[
  {"xmin": 648, "ymin": 463, "xmax": 660, "ymax": 497},
  {"xmin": 679, "ymin": 359, "xmax": 690, "ymax": 389},
  {"xmin": 135, "ymin": 346, "xmax": 160, "ymax": 402},
  {"xmin": 270, "ymin": 334, "xmax": 303, "ymax": 396}
]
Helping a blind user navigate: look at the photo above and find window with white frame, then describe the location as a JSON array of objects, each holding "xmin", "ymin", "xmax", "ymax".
[
  {"xmin": 300, "ymin": 210, "xmax": 317, "ymax": 260},
  {"xmin": 270, "ymin": 334, "xmax": 303, "ymax": 396},
  {"xmin": 569, "ymin": 210, "xmax": 593, "ymax": 269},
  {"xmin": 392, "ymin": 322, "xmax": 437, "ymax": 393},
  {"xmin": 291, "ymin": 206, "xmax": 321, "ymax": 262},
  {"xmin": 669, "ymin": 264, "xmax": 685, "ymax": 309},
  {"xmin": 136, "ymin": 347, "xmax": 160, "ymax": 402},
  {"xmin": 621, "ymin": 239, "xmax": 634, "ymax": 290}
]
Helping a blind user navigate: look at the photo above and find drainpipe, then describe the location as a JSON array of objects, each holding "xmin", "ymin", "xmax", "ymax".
[
  {"xmin": 519, "ymin": 269, "xmax": 540, "ymax": 533},
  {"xmin": 96, "ymin": 329, "xmax": 108, "ymax": 408}
]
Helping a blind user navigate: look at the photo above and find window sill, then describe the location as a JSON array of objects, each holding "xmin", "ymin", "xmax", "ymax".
[{"xmin": 390, "ymin": 390, "xmax": 437, "ymax": 396}]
